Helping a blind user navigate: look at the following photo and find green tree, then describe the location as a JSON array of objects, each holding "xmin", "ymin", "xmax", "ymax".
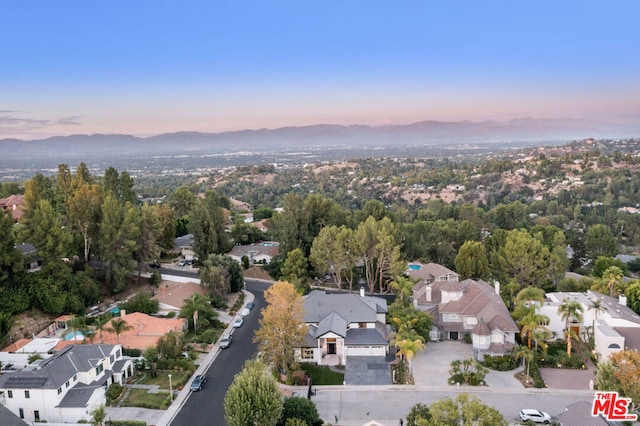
[
  {"xmin": 168, "ymin": 186, "xmax": 196, "ymax": 217},
  {"xmin": 199, "ymin": 261, "xmax": 230, "ymax": 297},
  {"xmin": 281, "ymin": 248, "xmax": 310, "ymax": 293},
  {"xmin": 156, "ymin": 330, "xmax": 185, "ymax": 360},
  {"xmin": 224, "ymin": 359, "xmax": 283, "ymax": 426},
  {"xmin": 98, "ymin": 197, "xmax": 140, "ymax": 293},
  {"xmin": 454, "ymin": 240, "xmax": 489, "ymax": 280},
  {"xmin": 406, "ymin": 402, "xmax": 431, "ymax": 426},
  {"xmin": 189, "ymin": 198, "xmax": 219, "ymax": 259},
  {"xmin": 200, "ymin": 254, "xmax": 244, "ymax": 293},
  {"xmin": 592, "ymin": 256, "xmax": 627, "ymax": 278},
  {"xmin": 104, "ymin": 317, "xmax": 134, "ymax": 344},
  {"xmin": 281, "ymin": 396, "xmax": 322, "ymax": 426},
  {"xmin": 90, "ymin": 404, "xmax": 106, "ymax": 426},
  {"xmin": 602, "ymin": 266, "xmax": 624, "ymax": 297},
  {"xmin": 557, "ymin": 299, "xmax": 584, "ymax": 356},
  {"xmin": 514, "ymin": 344, "xmax": 535, "ymax": 383},
  {"xmin": 136, "ymin": 204, "xmax": 163, "ymax": 277},
  {"xmin": 585, "ymin": 224, "xmax": 617, "ymax": 262},
  {"xmin": 231, "ymin": 222, "xmax": 265, "ymax": 245},
  {"xmin": 626, "ymin": 281, "xmax": 640, "ymax": 314},
  {"xmin": 310, "ymin": 225, "xmax": 347, "ymax": 289},
  {"xmin": 18, "ymin": 199, "xmax": 73, "ymax": 268},
  {"xmin": 119, "ymin": 291, "xmax": 159, "ymax": 315},
  {"xmin": 67, "ymin": 183, "xmax": 102, "ymax": 263},
  {"xmin": 0, "ymin": 211, "xmax": 23, "ymax": 283},
  {"xmin": 180, "ymin": 293, "xmax": 217, "ymax": 333},
  {"xmin": 423, "ymin": 393, "xmax": 507, "ymax": 426},
  {"xmin": 254, "ymin": 281, "xmax": 308, "ymax": 377},
  {"xmin": 491, "ymin": 229, "xmax": 550, "ymax": 291},
  {"xmin": 389, "ymin": 276, "xmax": 415, "ymax": 305}
]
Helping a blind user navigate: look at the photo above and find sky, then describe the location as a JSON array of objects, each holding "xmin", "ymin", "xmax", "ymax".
[{"xmin": 1, "ymin": 1, "xmax": 639, "ymax": 140}]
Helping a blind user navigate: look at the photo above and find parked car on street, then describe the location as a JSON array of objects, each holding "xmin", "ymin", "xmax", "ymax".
[
  {"xmin": 233, "ymin": 318, "xmax": 244, "ymax": 328},
  {"xmin": 519, "ymin": 409, "xmax": 551, "ymax": 424},
  {"xmin": 220, "ymin": 333, "xmax": 232, "ymax": 348},
  {"xmin": 190, "ymin": 375, "xmax": 207, "ymax": 391},
  {"xmin": 246, "ymin": 302, "xmax": 255, "ymax": 310},
  {"xmin": 178, "ymin": 259, "xmax": 187, "ymax": 267},
  {"xmin": 241, "ymin": 308, "xmax": 251, "ymax": 317}
]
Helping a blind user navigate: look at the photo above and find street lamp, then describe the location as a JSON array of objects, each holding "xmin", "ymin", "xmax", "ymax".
[{"xmin": 168, "ymin": 374, "xmax": 173, "ymax": 402}]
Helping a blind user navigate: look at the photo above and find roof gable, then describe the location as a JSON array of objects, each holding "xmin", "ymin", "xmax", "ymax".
[{"xmin": 303, "ymin": 292, "xmax": 386, "ymax": 325}]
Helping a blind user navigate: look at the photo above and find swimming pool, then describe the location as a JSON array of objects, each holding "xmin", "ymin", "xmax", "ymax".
[
  {"xmin": 63, "ymin": 330, "xmax": 85, "ymax": 341},
  {"xmin": 408, "ymin": 264, "xmax": 421, "ymax": 270}
]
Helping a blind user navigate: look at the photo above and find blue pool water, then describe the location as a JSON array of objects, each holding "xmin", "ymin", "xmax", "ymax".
[
  {"xmin": 408, "ymin": 264, "xmax": 421, "ymax": 270},
  {"xmin": 63, "ymin": 331, "xmax": 85, "ymax": 341}
]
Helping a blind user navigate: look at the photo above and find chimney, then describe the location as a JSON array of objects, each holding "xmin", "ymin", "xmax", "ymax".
[
  {"xmin": 493, "ymin": 280, "xmax": 500, "ymax": 296},
  {"xmin": 619, "ymin": 294, "xmax": 627, "ymax": 307},
  {"xmin": 120, "ymin": 309, "xmax": 126, "ymax": 317},
  {"xmin": 360, "ymin": 286, "xmax": 365, "ymax": 297}
]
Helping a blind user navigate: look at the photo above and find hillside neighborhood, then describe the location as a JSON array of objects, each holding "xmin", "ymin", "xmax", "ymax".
[{"xmin": 1, "ymin": 138, "xmax": 640, "ymax": 425}]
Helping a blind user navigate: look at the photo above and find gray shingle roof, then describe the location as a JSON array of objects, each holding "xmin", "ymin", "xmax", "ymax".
[
  {"xmin": 57, "ymin": 372, "xmax": 111, "ymax": 408},
  {"xmin": 303, "ymin": 291, "xmax": 387, "ymax": 324},
  {"xmin": 346, "ymin": 328, "xmax": 388, "ymax": 345},
  {"xmin": 315, "ymin": 312, "xmax": 347, "ymax": 338},
  {"xmin": 0, "ymin": 344, "xmax": 116, "ymax": 390},
  {"xmin": 0, "ymin": 405, "xmax": 27, "ymax": 426}
]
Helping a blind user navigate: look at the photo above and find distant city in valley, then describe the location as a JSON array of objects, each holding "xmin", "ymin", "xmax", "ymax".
[{"xmin": 2, "ymin": 117, "xmax": 639, "ymax": 181}]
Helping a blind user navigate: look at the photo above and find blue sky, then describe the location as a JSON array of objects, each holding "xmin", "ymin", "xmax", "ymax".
[{"xmin": 1, "ymin": 1, "xmax": 639, "ymax": 139}]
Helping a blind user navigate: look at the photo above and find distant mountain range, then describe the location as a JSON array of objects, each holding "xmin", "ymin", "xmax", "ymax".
[{"xmin": 1, "ymin": 118, "xmax": 638, "ymax": 164}]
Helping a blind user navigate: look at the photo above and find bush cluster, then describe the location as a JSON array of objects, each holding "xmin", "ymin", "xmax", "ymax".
[{"xmin": 482, "ymin": 354, "xmax": 518, "ymax": 371}]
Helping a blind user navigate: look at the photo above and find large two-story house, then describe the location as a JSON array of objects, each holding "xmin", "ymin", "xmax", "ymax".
[
  {"xmin": 412, "ymin": 263, "xmax": 518, "ymax": 360},
  {"xmin": 541, "ymin": 291, "xmax": 640, "ymax": 361},
  {"xmin": 0, "ymin": 344, "xmax": 133, "ymax": 424},
  {"xmin": 297, "ymin": 289, "xmax": 390, "ymax": 366}
]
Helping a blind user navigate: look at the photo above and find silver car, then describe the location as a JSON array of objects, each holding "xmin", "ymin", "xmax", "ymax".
[{"xmin": 220, "ymin": 333, "xmax": 232, "ymax": 348}]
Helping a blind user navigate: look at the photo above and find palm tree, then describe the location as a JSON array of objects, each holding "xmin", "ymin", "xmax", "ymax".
[
  {"xmin": 104, "ymin": 317, "xmax": 133, "ymax": 344},
  {"xmin": 518, "ymin": 312, "xmax": 550, "ymax": 349},
  {"xmin": 389, "ymin": 276, "xmax": 415, "ymax": 305},
  {"xmin": 557, "ymin": 299, "xmax": 584, "ymax": 356},
  {"xmin": 395, "ymin": 337, "xmax": 425, "ymax": 375},
  {"xmin": 515, "ymin": 344, "xmax": 535, "ymax": 383},
  {"xmin": 602, "ymin": 266, "xmax": 623, "ymax": 297},
  {"xmin": 531, "ymin": 328, "xmax": 550, "ymax": 354},
  {"xmin": 515, "ymin": 286, "xmax": 545, "ymax": 308},
  {"xmin": 588, "ymin": 298, "xmax": 607, "ymax": 329},
  {"xmin": 180, "ymin": 293, "xmax": 211, "ymax": 333}
]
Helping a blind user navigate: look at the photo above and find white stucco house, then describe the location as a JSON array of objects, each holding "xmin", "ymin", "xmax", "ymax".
[
  {"xmin": 297, "ymin": 289, "xmax": 390, "ymax": 366},
  {"xmin": 542, "ymin": 291, "xmax": 640, "ymax": 361},
  {"xmin": 412, "ymin": 263, "xmax": 518, "ymax": 360},
  {"xmin": 0, "ymin": 344, "xmax": 133, "ymax": 424}
]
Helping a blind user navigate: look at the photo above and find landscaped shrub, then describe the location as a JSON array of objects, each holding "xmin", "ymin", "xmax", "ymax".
[
  {"xmin": 106, "ymin": 421, "xmax": 146, "ymax": 426},
  {"xmin": 482, "ymin": 354, "xmax": 518, "ymax": 371},
  {"xmin": 123, "ymin": 348, "xmax": 142, "ymax": 357},
  {"xmin": 106, "ymin": 383, "xmax": 124, "ymax": 405},
  {"xmin": 448, "ymin": 358, "xmax": 488, "ymax": 386},
  {"xmin": 192, "ymin": 328, "xmax": 218, "ymax": 344},
  {"xmin": 528, "ymin": 360, "xmax": 546, "ymax": 388},
  {"xmin": 463, "ymin": 333, "xmax": 472, "ymax": 344}
]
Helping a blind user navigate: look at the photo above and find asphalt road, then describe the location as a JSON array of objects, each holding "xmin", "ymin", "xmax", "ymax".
[{"xmin": 170, "ymin": 279, "xmax": 270, "ymax": 426}]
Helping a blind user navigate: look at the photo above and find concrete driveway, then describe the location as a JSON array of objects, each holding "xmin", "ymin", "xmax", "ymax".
[{"xmin": 412, "ymin": 341, "xmax": 524, "ymax": 389}]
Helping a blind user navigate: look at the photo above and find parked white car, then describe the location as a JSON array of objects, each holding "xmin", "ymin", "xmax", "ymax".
[
  {"xmin": 519, "ymin": 409, "xmax": 551, "ymax": 424},
  {"xmin": 240, "ymin": 308, "xmax": 251, "ymax": 317}
]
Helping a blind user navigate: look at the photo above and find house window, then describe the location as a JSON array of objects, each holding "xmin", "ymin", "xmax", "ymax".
[
  {"xmin": 110, "ymin": 354, "xmax": 115, "ymax": 364},
  {"xmin": 358, "ymin": 322, "xmax": 367, "ymax": 328},
  {"xmin": 34, "ymin": 410, "xmax": 40, "ymax": 421},
  {"xmin": 116, "ymin": 349, "xmax": 121, "ymax": 358},
  {"xmin": 96, "ymin": 364, "xmax": 104, "ymax": 375},
  {"xmin": 301, "ymin": 348, "xmax": 314, "ymax": 359},
  {"xmin": 7, "ymin": 390, "xmax": 13, "ymax": 398},
  {"xmin": 19, "ymin": 408, "xmax": 24, "ymax": 419},
  {"xmin": 24, "ymin": 390, "xmax": 30, "ymax": 399},
  {"xmin": 465, "ymin": 317, "xmax": 477, "ymax": 325},
  {"xmin": 73, "ymin": 374, "xmax": 77, "ymax": 382},
  {"xmin": 66, "ymin": 380, "xmax": 70, "ymax": 388},
  {"xmin": 58, "ymin": 388, "xmax": 62, "ymax": 394}
]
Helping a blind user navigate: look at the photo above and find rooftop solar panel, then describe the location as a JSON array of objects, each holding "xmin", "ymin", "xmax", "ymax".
[{"xmin": 5, "ymin": 377, "xmax": 48, "ymax": 388}]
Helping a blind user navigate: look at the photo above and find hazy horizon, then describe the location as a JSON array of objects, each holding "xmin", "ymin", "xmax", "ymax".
[{"xmin": 2, "ymin": 1, "xmax": 640, "ymax": 140}]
